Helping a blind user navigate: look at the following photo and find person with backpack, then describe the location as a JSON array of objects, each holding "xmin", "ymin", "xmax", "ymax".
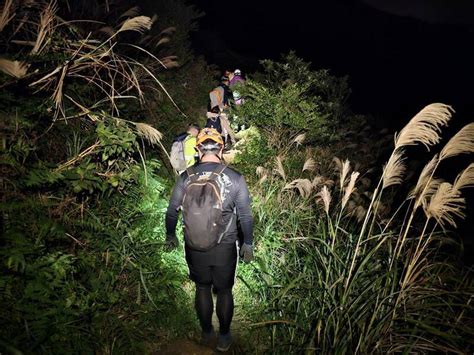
[
  {"xmin": 183, "ymin": 124, "xmax": 200, "ymax": 167},
  {"xmin": 169, "ymin": 123, "xmax": 200, "ymax": 173},
  {"xmin": 165, "ymin": 128, "xmax": 254, "ymax": 352},
  {"xmin": 219, "ymin": 75, "xmax": 233, "ymax": 108},
  {"xmin": 208, "ymin": 75, "xmax": 233, "ymax": 112},
  {"xmin": 205, "ymin": 106, "xmax": 223, "ymax": 134},
  {"xmin": 206, "ymin": 106, "xmax": 236, "ymax": 149},
  {"xmin": 229, "ymin": 69, "xmax": 245, "ymax": 88},
  {"xmin": 229, "ymin": 69, "xmax": 245, "ymax": 106}
]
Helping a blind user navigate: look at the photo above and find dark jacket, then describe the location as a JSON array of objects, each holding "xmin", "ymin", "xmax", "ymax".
[
  {"xmin": 165, "ymin": 162, "xmax": 253, "ymax": 246},
  {"xmin": 205, "ymin": 113, "xmax": 223, "ymax": 134},
  {"xmin": 218, "ymin": 83, "xmax": 232, "ymax": 107}
]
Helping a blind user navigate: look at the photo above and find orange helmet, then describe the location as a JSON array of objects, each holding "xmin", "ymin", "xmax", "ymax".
[{"xmin": 197, "ymin": 127, "xmax": 224, "ymax": 146}]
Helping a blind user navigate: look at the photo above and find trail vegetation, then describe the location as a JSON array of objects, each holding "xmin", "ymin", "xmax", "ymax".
[{"xmin": 1, "ymin": 1, "xmax": 473, "ymax": 354}]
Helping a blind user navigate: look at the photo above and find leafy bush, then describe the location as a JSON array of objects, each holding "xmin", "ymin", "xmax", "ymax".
[
  {"xmin": 0, "ymin": 1, "xmax": 197, "ymax": 352},
  {"xmin": 232, "ymin": 126, "xmax": 274, "ymax": 177},
  {"xmin": 234, "ymin": 52, "xmax": 354, "ymax": 147}
]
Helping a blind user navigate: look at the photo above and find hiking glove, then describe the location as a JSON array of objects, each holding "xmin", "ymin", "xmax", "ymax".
[
  {"xmin": 239, "ymin": 243, "xmax": 254, "ymax": 263},
  {"xmin": 165, "ymin": 234, "xmax": 179, "ymax": 251}
]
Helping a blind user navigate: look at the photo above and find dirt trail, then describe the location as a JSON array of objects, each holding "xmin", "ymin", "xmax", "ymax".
[
  {"xmin": 156, "ymin": 339, "xmax": 214, "ymax": 354},
  {"xmin": 155, "ymin": 289, "xmax": 246, "ymax": 354},
  {"xmin": 156, "ymin": 336, "xmax": 242, "ymax": 354}
]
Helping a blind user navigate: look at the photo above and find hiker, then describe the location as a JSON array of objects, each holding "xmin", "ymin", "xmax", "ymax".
[
  {"xmin": 207, "ymin": 75, "xmax": 232, "ymax": 112},
  {"xmin": 206, "ymin": 106, "xmax": 223, "ymax": 133},
  {"xmin": 208, "ymin": 81, "xmax": 225, "ymax": 111},
  {"xmin": 229, "ymin": 69, "xmax": 244, "ymax": 88},
  {"xmin": 169, "ymin": 123, "xmax": 200, "ymax": 173},
  {"xmin": 206, "ymin": 106, "xmax": 236, "ymax": 148},
  {"xmin": 165, "ymin": 128, "xmax": 254, "ymax": 352},
  {"xmin": 230, "ymin": 69, "xmax": 245, "ymax": 106},
  {"xmin": 183, "ymin": 124, "xmax": 200, "ymax": 167},
  {"xmin": 218, "ymin": 75, "xmax": 233, "ymax": 109}
]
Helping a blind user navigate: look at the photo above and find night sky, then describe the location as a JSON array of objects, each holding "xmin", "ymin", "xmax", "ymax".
[{"xmin": 190, "ymin": 0, "xmax": 474, "ymax": 125}]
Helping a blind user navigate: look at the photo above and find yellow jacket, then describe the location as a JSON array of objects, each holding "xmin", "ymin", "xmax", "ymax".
[{"xmin": 183, "ymin": 135, "xmax": 197, "ymax": 167}]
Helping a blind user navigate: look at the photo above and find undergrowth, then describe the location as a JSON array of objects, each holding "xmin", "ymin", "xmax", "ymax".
[{"xmin": 231, "ymin": 103, "xmax": 474, "ymax": 353}]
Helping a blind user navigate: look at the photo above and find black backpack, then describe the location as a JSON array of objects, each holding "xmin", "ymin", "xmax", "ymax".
[
  {"xmin": 205, "ymin": 115, "xmax": 223, "ymax": 134},
  {"xmin": 182, "ymin": 165, "xmax": 230, "ymax": 251}
]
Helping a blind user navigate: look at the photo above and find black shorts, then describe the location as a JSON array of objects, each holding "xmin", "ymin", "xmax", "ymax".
[{"xmin": 185, "ymin": 242, "xmax": 238, "ymax": 290}]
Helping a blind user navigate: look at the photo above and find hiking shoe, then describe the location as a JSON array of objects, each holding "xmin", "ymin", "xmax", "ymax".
[
  {"xmin": 216, "ymin": 332, "xmax": 232, "ymax": 352},
  {"xmin": 200, "ymin": 328, "xmax": 215, "ymax": 347}
]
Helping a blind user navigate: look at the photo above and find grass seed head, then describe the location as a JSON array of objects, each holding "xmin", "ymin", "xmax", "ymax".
[
  {"xmin": 342, "ymin": 171, "xmax": 359, "ymax": 209},
  {"xmin": 439, "ymin": 123, "xmax": 474, "ymax": 161},
  {"xmin": 134, "ymin": 122, "xmax": 162, "ymax": 145},
  {"xmin": 453, "ymin": 163, "xmax": 474, "ymax": 191},
  {"xmin": 117, "ymin": 16, "xmax": 153, "ymax": 34},
  {"xmin": 0, "ymin": 59, "xmax": 29, "ymax": 78},
  {"xmin": 302, "ymin": 157, "xmax": 317, "ymax": 172},
  {"xmin": 394, "ymin": 103, "xmax": 453, "ymax": 150},
  {"xmin": 425, "ymin": 182, "xmax": 465, "ymax": 227},
  {"xmin": 317, "ymin": 186, "xmax": 332, "ymax": 214},
  {"xmin": 274, "ymin": 155, "xmax": 286, "ymax": 181},
  {"xmin": 382, "ymin": 150, "xmax": 406, "ymax": 189}
]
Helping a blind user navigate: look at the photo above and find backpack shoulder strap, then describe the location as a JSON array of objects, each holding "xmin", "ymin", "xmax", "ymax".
[
  {"xmin": 186, "ymin": 166, "xmax": 199, "ymax": 183},
  {"xmin": 208, "ymin": 165, "xmax": 227, "ymax": 182}
]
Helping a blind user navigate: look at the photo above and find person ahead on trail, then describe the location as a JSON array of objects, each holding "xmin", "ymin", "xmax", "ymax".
[
  {"xmin": 208, "ymin": 85, "xmax": 225, "ymax": 112},
  {"xmin": 208, "ymin": 76, "xmax": 232, "ymax": 111},
  {"xmin": 206, "ymin": 106, "xmax": 236, "ymax": 148},
  {"xmin": 183, "ymin": 124, "xmax": 200, "ymax": 168},
  {"xmin": 169, "ymin": 123, "xmax": 200, "ymax": 173},
  {"xmin": 165, "ymin": 128, "xmax": 254, "ymax": 352},
  {"xmin": 206, "ymin": 106, "xmax": 223, "ymax": 134},
  {"xmin": 229, "ymin": 69, "xmax": 244, "ymax": 88},
  {"xmin": 219, "ymin": 75, "xmax": 233, "ymax": 106},
  {"xmin": 218, "ymin": 75, "xmax": 232, "ymax": 108},
  {"xmin": 230, "ymin": 69, "xmax": 245, "ymax": 106}
]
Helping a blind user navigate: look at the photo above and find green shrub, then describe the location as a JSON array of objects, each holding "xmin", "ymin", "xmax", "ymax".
[{"xmin": 233, "ymin": 52, "xmax": 353, "ymax": 147}]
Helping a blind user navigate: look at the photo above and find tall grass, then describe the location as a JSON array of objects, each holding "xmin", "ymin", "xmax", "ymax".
[{"xmin": 236, "ymin": 104, "xmax": 473, "ymax": 353}]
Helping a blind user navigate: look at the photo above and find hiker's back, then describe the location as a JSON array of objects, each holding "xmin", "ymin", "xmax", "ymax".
[
  {"xmin": 205, "ymin": 114, "xmax": 223, "ymax": 134},
  {"xmin": 208, "ymin": 86, "xmax": 225, "ymax": 111},
  {"xmin": 181, "ymin": 162, "xmax": 245, "ymax": 246},
  {"xmin": 182, "ymin": 165, "xmax": 227, "ymax": 251}
]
